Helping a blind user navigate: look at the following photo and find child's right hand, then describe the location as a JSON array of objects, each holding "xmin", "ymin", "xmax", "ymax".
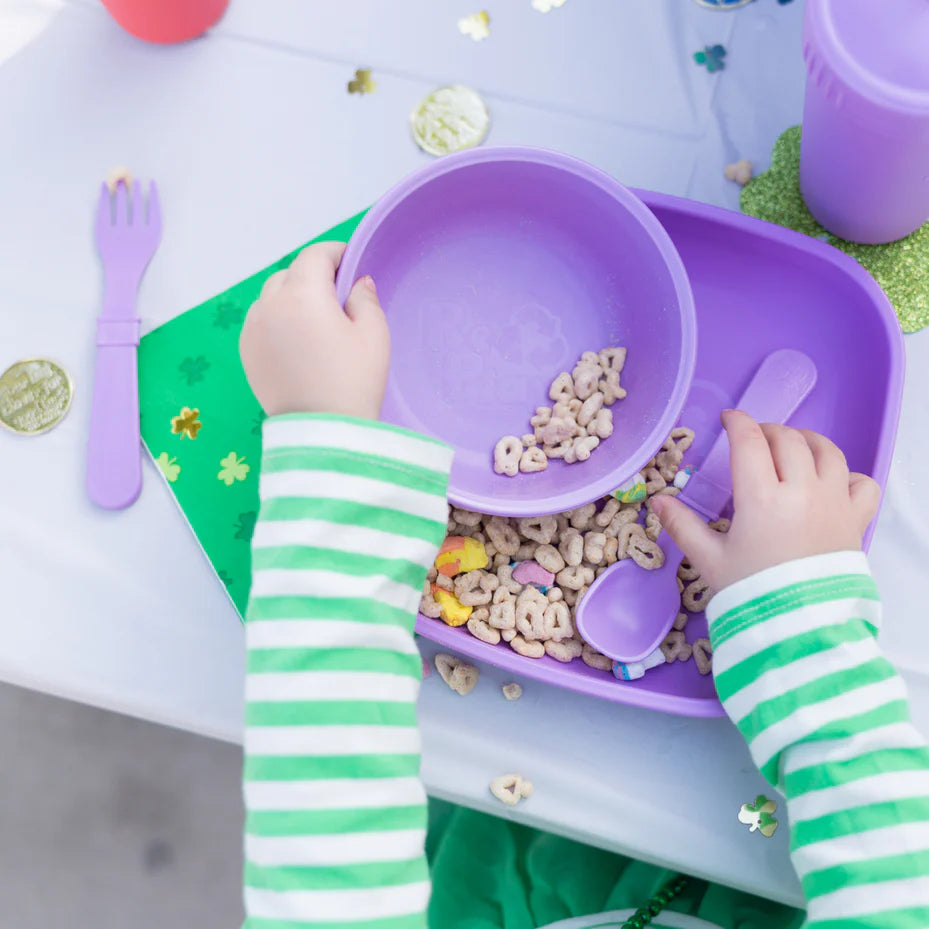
[
  {"xmin": 240, "ymin": 241, "xmax": 389, "ymax": 421},
  {"xmin": 651, "ymin": 410, "xmax": 881, "ymax": 592}
]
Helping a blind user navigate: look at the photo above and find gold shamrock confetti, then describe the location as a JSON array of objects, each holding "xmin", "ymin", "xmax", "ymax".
[
  {"xmin": 347, "ymin": 68, "xmax": 376, "ymax": 95},
  {"xmin": 218, "ymin": 451, "xmax": 250, "ymax": 486},
  {"xmin": 410, "ymin": 85, "xmax": 490, "ymax": 157},
  {"xmin": 532, "ymin": 0, "xmax": 567, "ymax": 12},
  {"xmin": 0, "ymin": 359, "xmax": 73, "ymax": 435},
  {"xmin": 155, "ymin": 452, "xmax": 181, "ymax": 483},
  {"xmin": 171, "ymin": 406, "xmax": 202, "ymax": 440},
  {"xmin": 738, "ymin": 795, "xmax": 779, "ymax": 838},
  {"xmin": 458, "ymin": 10, "xmax": 490, "ymax": 41}
]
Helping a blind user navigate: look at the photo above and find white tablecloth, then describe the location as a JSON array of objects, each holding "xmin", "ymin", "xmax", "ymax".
[{"xmin": 2, "ymin": 0, "xmax": 928, "ymax": 907}]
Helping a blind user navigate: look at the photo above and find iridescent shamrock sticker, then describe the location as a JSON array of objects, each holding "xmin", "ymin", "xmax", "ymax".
[
  {"xmin": 171, "ymin": 406, "xmax": 202, "ymax": 440},
  {"xmin": 218, "ymin": 452, "xmax": 250, "ymax": 485},
  {"xmin": 741, "ymin": 126, "xmax": 929, "ymax": 332},
  {"xmin": 347, "ymin": 68, "xmax": 376, "ymax": 95},
  {"xmin": 738, "ymin": 795, "xmax": 779, "ymax": 838},
  {"xmin": 155, "ymin": 452, "xmax": 181, "ymax": 483},
  {"xmin": 694, "ymin": 44, "xmax": 726, "ymax": 73}
]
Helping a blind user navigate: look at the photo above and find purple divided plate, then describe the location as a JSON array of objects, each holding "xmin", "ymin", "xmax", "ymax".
[
  {"xmin": 335, "ymin": 147, "xmax": 696, "ymax": 517},
  {"xmin": 416, "ymin": 190, "xmax": 904, "ymax": 717}
]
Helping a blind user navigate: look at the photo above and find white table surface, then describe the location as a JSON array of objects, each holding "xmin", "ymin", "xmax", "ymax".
[{"xmin": 3, "ymin": 0, "xmax": 929, "ymax": 908}]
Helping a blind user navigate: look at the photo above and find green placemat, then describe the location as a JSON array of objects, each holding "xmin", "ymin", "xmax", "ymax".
[{"xmin": 138, "ymin": 211, "xmax": 367, "ymax": 617}]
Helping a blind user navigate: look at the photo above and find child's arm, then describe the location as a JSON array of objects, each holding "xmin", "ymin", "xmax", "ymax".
[
  {"xmin": 654, "ymin": 413, "xmax": 929, "ymax": 928},
  {"xmin": 239, "ymin": 243, "xmax": 451, "ymax": 928}
]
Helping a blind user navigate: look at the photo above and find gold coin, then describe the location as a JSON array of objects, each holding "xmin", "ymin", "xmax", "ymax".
[
  {"xmin": 410, "ymin": 85, "xmax": 490, "ymax": 157},
  {"xmin": 0, "ymin": 359, "xmax": 73, "ymax": 435}
]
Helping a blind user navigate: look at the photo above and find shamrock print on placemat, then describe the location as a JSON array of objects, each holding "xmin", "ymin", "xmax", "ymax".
[
  {"xmin": 234, "ymin": 510, "xmax": 257, "ymax": 541},
  {"xmin": 178, "ymin": 355, "xmax": 211, "ymax": 386},
  {"xmin": 154, "ymin": 452, "xmax": 181, "ymax": 482},
  {"xmin": 742, "ymin": 125, "xmax": 929, "ymax": 332},
  {"xmin": 213, "ymin": 302, "xmax": 245, "ymax": 331},
  {"xmin": 171, "ymin": 406, "xmax": 202, "ymax": 440},
  {"xmin": 218, "ymin": 452, "xmax": 250, "ymax": 486},
  {"xmin": 694, "ymin": 44, "xmax": 726, "ymax": 72},
  {"xmin": 738, "ymin": 795, "xmax": 779, "ymax": 838}
]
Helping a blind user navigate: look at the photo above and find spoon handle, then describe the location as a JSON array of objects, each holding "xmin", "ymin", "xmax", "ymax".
[{"xmin": 681, "ymin": 349, "xmax": 818, "ymax": 521}]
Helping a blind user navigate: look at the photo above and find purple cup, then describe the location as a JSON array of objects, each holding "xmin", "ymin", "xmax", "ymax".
[
  {"xmin": 800, "ymin": 0, "xmax": 929, "ymax": 244},
  {"xmin": 335, "ymin": 147, "xmax": 696, "ymax": 516}
]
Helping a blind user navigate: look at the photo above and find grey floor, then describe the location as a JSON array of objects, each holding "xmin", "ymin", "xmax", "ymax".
[{"xmin": 0, "ymin": 682, "xmax": 244, "ymax": 928}]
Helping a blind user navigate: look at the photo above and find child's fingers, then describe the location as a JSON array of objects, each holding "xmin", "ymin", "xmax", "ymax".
[
  {"xmin": 799, "ymin": 429, "xmax": 849, "ymax": 484},
  {"xmin": 724, "ymin": 410, "xmax": 778, "ymax": 504},
  {"xmin": 344, "ymin": 275, "xmax": 383, "ymax": 325},
  {"xmin": 651, "ymin": 495, "xmax": 723, "ymax": 572},
  {"xmin": 849, "ymin": 472, "xmax": 881, "ymax": 535},
  {"xmin": 288, "ymin": 241, "xmax": 347, "ymax": 298},
  {"xmin": 760, "ymin": 423, "xmax": 816, "ymax": 483},
  {"xmin": 259, "ymin": 269, "xmax": 288, "ymax": 298}
]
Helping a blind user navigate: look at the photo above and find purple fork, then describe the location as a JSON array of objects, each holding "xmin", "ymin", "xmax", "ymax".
[{"xmin": 87, "ymin": 179, "xmax": 162, "ymax": 509}]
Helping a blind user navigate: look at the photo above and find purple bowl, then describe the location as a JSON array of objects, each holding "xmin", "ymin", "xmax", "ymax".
[{"xmin": 335, "ymin": 147, "xmax": 697, "ymax": 516}]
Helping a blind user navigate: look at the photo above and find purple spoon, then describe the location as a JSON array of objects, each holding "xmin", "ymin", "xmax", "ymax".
[{"xmin": 575, "ymin": 349, "xmax": 818, "ymax": 664}]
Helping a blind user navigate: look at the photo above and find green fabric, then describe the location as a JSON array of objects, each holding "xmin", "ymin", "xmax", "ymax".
[
  {"xmin": 426, "ymin": 800, "xmax": 803, "ymax": 929},
  {"xmin": 137, "ymin": 212, "xmax": 367, "ymax": 616}
]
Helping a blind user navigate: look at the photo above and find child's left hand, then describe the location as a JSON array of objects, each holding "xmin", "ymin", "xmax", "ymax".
[{"xmin": 240, "ymin": 241, "xmax": 389, "ymax": 420}]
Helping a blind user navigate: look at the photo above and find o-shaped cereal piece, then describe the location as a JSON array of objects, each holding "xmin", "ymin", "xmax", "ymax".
[{"xmin": 493, "ymin": 436, "xmax": 522, "ymax": 476}]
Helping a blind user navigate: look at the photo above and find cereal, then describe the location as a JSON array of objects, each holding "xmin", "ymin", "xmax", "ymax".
[
  {"xmin": 543, "ymin": 600, "xmax": 574, "ymax": 641},
  {"xmin": 682, "ymin": 577, "xmax": 714, "ymax": 613},
  {"xmin": 659, "ymin": 629, "xmax": 693, "ymax": 663},
  {"xmin": 582, "ymin": 644, "xmax": 613, "ymax": 671},
  {"xmin": 517, "ymin": 516, "xmax": 558, "ymax": 545},
  {"xmin": 493, "ymin": 436, "xmax": 522, "ymax": 476},
  {"xmin": 502, "ymin": 682, "xmax": 523, "ymax": 701},
  {"xmin": 583, "ymin": 531, "xmax": 607, "ymax": 565},
  {"xmin": 485, "ymin": 517, "xmax": 520, "ymax": 557},
  {"xmin": 692, "ymin": 638, "xmax": 713, "ymax": 675},
  {"xmin": 509, "ymin": 634, "xmax": 545, "ymax": 658},
  {"xmin": 467, "ymin": 615, "xmax": 501, "ymax": 645},
  {"xmin": 569, "ymin": 503, "xmax": 597, "ymax": 531},
  {"xmin": 493, "ymin": 348, "xmax": 626, "ymax": 475},
  {"xmin": 488, "ymin": 598, "xmax": 516, "ymax": 631},
  {"xmin": 545, "ymin": 637, "xmax": 583, "ymax": 662},
  {"xmin": 558, "ymin": 528, "xmax": 584, "ymax": 566},
  {"xmin": 435, "ymin": 653, "xmax": 479, "ymax": 695},
  {"xmin": 490, "ymin": 774, "xmax": 533, "ymax": 806},
  {"xmin": 454, "ymin": 569, "xmax": 498, "ymax": 606}
]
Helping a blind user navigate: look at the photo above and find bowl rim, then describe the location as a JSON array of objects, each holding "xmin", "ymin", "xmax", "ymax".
[{"xmin": 335, "ymin": 145, "xmax": 697, "ymax": 516}]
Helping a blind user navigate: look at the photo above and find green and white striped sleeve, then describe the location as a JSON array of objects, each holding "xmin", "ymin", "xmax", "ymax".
[
  {"xmin": 243, "ymin": 413, "xmax": 452, "ymax": 929},
  {"xmin": 708, "ymin": 551, "xmax": 929, "ymax": 929}
]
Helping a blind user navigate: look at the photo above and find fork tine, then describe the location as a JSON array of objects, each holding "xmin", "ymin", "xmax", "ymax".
[
  {"xmin": 94, "ymin": 182, "xmax": 112, "ymax": 238},
  {"xmin": 114, "ymin": 179, "xmax": 129, "ymax": 225},
  {"xmin": 131, "ymin": 177, "xmax": 143, "ymax": 226},
  {"xmin": 146, "ymin": 180, "xmax": 162, "ymax": 236}
]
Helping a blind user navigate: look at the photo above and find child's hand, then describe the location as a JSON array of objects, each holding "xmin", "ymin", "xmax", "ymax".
[
  {"xmin": 240, "ymin": 241, "xmax": 389, "ymax": 420},
  {"xmin": 651, "ymin": 410, "xmax": 881, "ymax": 592}
]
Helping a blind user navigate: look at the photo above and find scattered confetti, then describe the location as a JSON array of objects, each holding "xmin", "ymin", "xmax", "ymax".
[
  {"xmin": 178, "ymin": 355, "xmax": 211, "ymax": 386},
  {"xmin": 458, "ymin": 10, "xmax": 490, "ymax": 41},
  {"xmin": 531, "ymin": 0, "xmax": 567, "ymax": 12},
  {"xmin": 155, "ymin": 452, "xmax": 181, "ymax": 482},
  {"xmin": 738, "ymin": 795, "xmax": 779, "ymax": 837},
  {"xmin": 694, "ymin": 44, "xmax": 727, "ymax": 72},
  {"xmin": 105, "ymin": 165, "xmax": 133, "ymax": 193},
  {"xmin": 212, "ymin": 302, "xmax": 245, "ymax": 330},
  {"xmin": 741, "ymin": 126, "xmax": 929, "ymax": 332},
  {"xmin": 347, "ymin": 68, "xmax": 376, "ymax": 95},
  {"xmin": 0, "ymin": 359, "xmax": 72, "ymax": 435},
  {"xmin": 218, "ymin": 451, "xmax": 250, "ymax": 485},
  {"xmin": 234, "ymin": 510, "xmax": 257, "ymax": 541},
  {"xmin": 725, "ymin": 159, "xmax": 753, "ymax": 186},
  {"xmin": 410, "ymin": 85, "xmax": 490, "ymax": 157},
  {"xmin": 171, "ymin": 406, "xmax": 202, "ymax": 440}
]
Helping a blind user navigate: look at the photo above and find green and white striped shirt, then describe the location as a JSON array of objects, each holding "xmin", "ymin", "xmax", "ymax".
[{"xmin": 243, "ymin": 415, "xmax": 929, "ymax": 928}]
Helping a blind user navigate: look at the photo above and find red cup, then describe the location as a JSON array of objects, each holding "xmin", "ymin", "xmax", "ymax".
[{"xmin": 100, "ymin": 0, "xmax": 229, "ymax": 43}]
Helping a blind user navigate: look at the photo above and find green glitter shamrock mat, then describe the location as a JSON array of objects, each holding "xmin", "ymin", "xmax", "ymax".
[
  {"xmin": 138, "ymin": 212, "xmax": 366, "ymax": 617},
  {"xmin": 741, "ymin": 126, "xmax": 929, "ymax": 333}
]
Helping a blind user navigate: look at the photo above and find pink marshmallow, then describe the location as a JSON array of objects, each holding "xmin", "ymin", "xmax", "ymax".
[{"xmin": 512, "ymin": 560, "xmax": 555, "ymax": 588}]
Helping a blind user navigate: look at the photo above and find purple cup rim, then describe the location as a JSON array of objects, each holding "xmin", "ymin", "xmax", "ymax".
[{"xmin": 336, "ymin": 146, "xmax": 697, "ymax": 516}]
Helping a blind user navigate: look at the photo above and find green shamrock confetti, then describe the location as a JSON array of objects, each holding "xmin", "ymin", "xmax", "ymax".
[
  {"xmin": 742, "ymin": 126, "xmax": 929, "ymax": 332},
  {"xmin": 738, "ymin": 795, "xmax": 779, "ymax": 838},
  {"xmin": 694, "ymin": 44, "xmax": 726, "ymax": 73}
]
